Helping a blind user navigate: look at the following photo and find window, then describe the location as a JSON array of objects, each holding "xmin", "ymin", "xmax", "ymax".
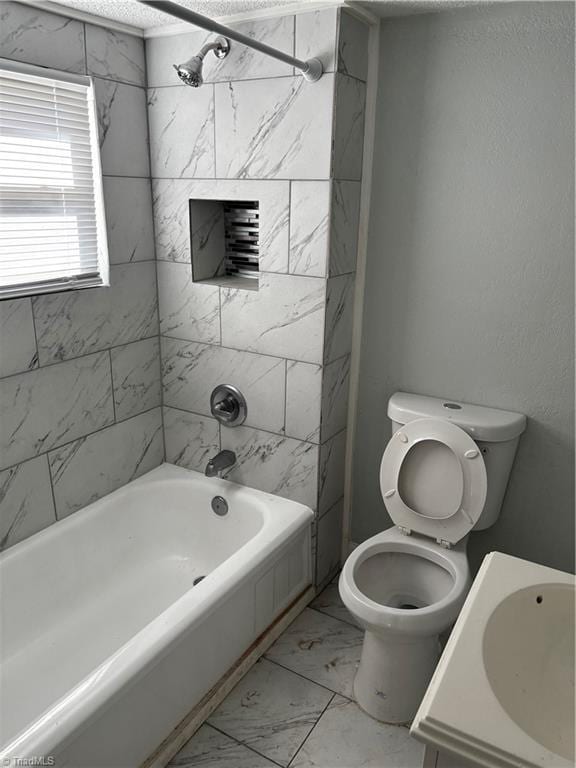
[{"xmin": 0, "ymin": 58, "xmax": 108, "ymax": 299}]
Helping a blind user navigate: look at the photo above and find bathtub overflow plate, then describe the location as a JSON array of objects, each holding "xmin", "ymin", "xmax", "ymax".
[{"xmin": 212, "ymin": 496, "xmax": 229, "ymax": 516}]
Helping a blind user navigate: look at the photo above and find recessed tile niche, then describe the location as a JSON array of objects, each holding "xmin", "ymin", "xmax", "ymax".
[{"xmin": 189, "ymin": 199, "xmax": 260, "ymax": 290}]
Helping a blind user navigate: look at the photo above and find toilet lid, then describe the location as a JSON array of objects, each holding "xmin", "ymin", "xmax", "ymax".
[{"xmin": 380, "ymin": 418, "xmax": 487, "ymax": 545}]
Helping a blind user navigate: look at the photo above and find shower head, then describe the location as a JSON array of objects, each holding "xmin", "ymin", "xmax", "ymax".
[
  {"xmin": 173, "ymin": 36, "xmax": 230, "ymax": 88},
  {"xmin": 173, "ymin": 55, "xmax": 203, "ymax": 87}
]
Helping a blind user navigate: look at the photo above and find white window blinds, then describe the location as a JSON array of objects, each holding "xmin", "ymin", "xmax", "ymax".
[{"xmin": 0, "ymin": 58, "xmax": 108, "ymax": 299}]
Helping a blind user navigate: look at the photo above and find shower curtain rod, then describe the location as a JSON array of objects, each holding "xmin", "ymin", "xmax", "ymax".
[{"xmin": 137, "ymin": 0, "xmax": 323, "ymax": 81}]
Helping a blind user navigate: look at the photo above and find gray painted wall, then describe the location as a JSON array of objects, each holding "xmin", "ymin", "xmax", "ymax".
[{"xmin": 352, "ymin": 2, "xmax": 575, "ymax": 573}]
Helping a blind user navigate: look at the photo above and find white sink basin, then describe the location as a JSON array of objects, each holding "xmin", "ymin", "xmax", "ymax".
[
  {"xmin": 483, "ymin": 583, "xmax": 575, "ymax": 762},
  {"xmin": 411, "ymin": 552, "xmax": 575, "ymax": 768}
]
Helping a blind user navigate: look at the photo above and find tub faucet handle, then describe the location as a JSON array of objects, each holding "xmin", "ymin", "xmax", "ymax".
[{"xmin": 213, "ymin": 396, "xmax": 235, "ymax": 416}]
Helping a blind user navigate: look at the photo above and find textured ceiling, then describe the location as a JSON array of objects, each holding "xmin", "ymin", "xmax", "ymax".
[
  {"xmin": 37, "ymin": 0, "xmax": 305, "ymax": 28},
  {"xmin": 30, "ymin": 0, "xmax": 490, "ymax": 30},
  {"xmin": 363, "ymin": 0, "xmax": 492, "ymax": 17}
]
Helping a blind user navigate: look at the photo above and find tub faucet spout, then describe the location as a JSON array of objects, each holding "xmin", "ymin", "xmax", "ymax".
[{"xmin": 205, "ymin": 449, "xmax": 236, "ymax": 477}]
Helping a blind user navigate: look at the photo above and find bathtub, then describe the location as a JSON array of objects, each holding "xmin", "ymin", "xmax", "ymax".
[{"xmin": 0, "ymin": 463, "xmax": 313, "ymax": 767}]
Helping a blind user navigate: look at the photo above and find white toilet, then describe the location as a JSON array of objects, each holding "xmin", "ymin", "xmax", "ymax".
[{"xmin": 339, "ymin": 392, "xmax": 526, "ymax": 724}]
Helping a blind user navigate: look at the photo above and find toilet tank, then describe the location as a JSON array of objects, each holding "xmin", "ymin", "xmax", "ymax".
[{"xmin": 388, "ymin": 392, "xmax": 526, "ymax": 530}]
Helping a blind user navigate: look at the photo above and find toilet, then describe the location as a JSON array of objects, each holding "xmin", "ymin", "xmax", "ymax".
[{"xmin": 339, "ymin": 392, "xmax": 526, "ymax": 724}]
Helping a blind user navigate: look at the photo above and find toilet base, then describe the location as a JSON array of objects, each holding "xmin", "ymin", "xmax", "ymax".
[{"xmin": 353, "ymin": 630, "xmax": 441, "ymax": 723}]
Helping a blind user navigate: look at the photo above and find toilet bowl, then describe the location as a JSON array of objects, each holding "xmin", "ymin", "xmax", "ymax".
[
  {"xmin": 339, "ymin": 392, "xmax": 526, "ymax": 724},
  {"xmin": 339, "ymin": 527, "xmax": 470, "ymax": 723}
]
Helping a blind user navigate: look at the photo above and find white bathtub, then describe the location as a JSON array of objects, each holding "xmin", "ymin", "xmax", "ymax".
[{"xmin": 0, "ymin": 463, "xmax": 313, "ymax": 767}]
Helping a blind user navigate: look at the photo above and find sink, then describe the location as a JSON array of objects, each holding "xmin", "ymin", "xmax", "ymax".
[
  {"xmin": 483, "ymin": 583, "xmax": 575, "ymax": 762},
  {"xmin": 411, "ymin": 552, "xmax": 575, "ymax": 768}
]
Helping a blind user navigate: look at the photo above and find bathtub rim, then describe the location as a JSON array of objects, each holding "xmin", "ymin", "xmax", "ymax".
[{"xmin": 0, "ymin": 462, "xmax": 314, "ymax": 759}]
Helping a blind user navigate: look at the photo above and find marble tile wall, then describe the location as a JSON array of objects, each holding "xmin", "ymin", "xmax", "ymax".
[
  {"xmin": 0, "ymin": 2, "xmax": 162, "ymax": 550},
  {"xmin": 148, "ymin": 7, "xmax": 369, "ymax": 587},
  {"xmin": 0, "ymin": 3, "xmax": 368, "ymax": 581}
]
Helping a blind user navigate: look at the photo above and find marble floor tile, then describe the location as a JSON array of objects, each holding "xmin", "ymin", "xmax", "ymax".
[
  {"xmin": 168, "ymin": 724, "xmax": 278, "ymax": 767},
  {"xmin": 208, "ymin": 658, "xmax": 332, "ymax": 767},
  {"xmin": 309, "ymin": 581, "xmax": 360, "ymax": 629},
  {"xmin": 265, "ymin": 608, "xmax": 363, "ymax": 698},
  {"xmin": 290, "ymin": 695, "xmax": 424, "ymax": 768}
]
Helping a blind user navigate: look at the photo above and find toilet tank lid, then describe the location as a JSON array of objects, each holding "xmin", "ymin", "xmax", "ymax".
[{"xmin": 388, "ymin": 392, "xmax": 526, "ymax": 443}]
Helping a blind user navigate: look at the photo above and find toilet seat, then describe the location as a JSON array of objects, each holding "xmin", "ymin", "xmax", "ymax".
[
  {"xmin": 380, "ymin": 418, "xmax": 487, "ymax": 546},
  {"xmin": 339, "ymin": 527, "xmax": 471, "ymax": 637}
]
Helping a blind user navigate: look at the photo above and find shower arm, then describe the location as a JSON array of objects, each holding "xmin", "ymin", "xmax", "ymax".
[
  {"xmin": 197, "ymin": 40, "xmax": 227, "ymax": 59},
  {"xmin": 137, "ymin": 0, "xmax": 323, "ymax": 81}
]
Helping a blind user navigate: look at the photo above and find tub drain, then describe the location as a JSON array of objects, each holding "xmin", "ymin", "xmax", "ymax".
[{"xmin": 193, "ymin": 576, "xmax": 206, "ymax": 586}]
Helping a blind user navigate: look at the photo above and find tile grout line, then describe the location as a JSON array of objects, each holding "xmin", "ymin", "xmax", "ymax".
[
  {"xmin": 287, "ymin": 179, "xmax": 292, "ymax": 274},
  {"xmin": 212, "ymin": 81, "xmax": 217, "ymax": 179},
  {"xmin": 205, "ymin": 723, "xmax": 286, "ymax": 768},
  {"xmin": 147, "ymin": 70, "xmax": 333, "ymax": 90},
  {"xmin": 160, "ymin": 331, "xmax": 351, "ymax": 369},
  {"xmin": 283, "ymin": 358, "xmax": 288, "ymax": 435},
  {"xmin": 81, "ymin": 19, "xmax": 88, "ymax": 76},
  {"xmin": 108, "ymin": 349, "xmax": 117, "ymax": 423},
  {"xmin": 0, "ymin": 405, "xmax": 162, "ymax": 475},
  {"xmin": 161, "ymin": 403, "xmax": 322, "ymax": 449},
  {"xmin": 28, "ymin": 296, "xmax": 41, "ymax": 373},
  {"xmin": 44, "ymin": 451, "xmax": 60, "ymax": 524},
  {"xmin": 150, "ymin": 176, "xmax": 358, "ymax": 183},
  {"xmin": 287, "ymin": 692, "xmax": 337, "ymax": 768},
  {"xmin": 0, "ymin": 332, "xmax": 161, "ymax": 384},
  {"xmin": 307, "ymin": 603, "xmax": 358, "ymax": 630},
  {"xmin": 155, "ymin": 262, "xmax": 355, "ymax": 279},
  {"xmin": 262, "ymin": 655, "xmax": 355, "ymax": 703},
  {"xmin": 145, "ymin": 67, "xmax": 166, "ymax": 460}
]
